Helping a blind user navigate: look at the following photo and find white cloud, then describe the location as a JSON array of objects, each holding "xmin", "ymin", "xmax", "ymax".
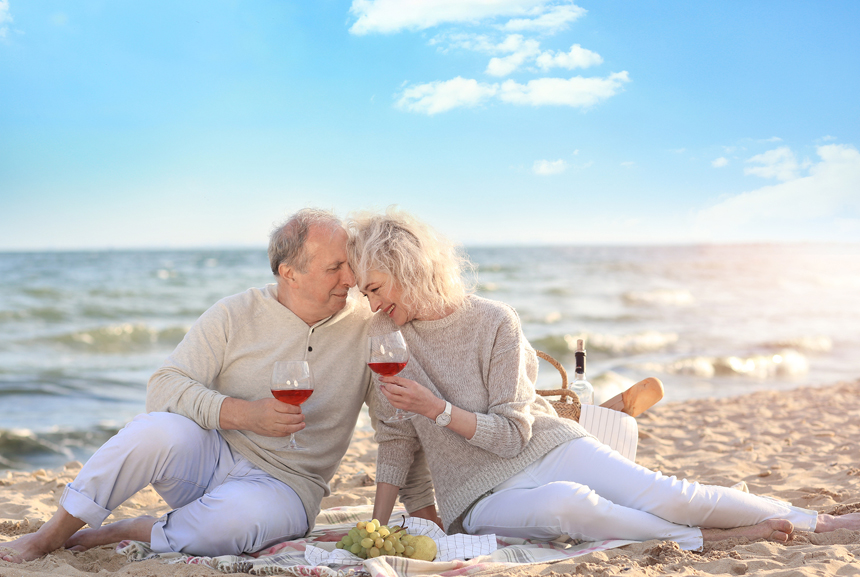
[
  {"xmin": 712, "ymin": 157, "xmax": 729, "ymax": 168},
  {"xmin": 485, "ymin": 35, "xmax": 541, "ymax": 76},
  {"xmin": 398, "ymin": 71, "xmax": 628, "ymax": 113},
  {"xmin": 696, "ymin": 144, "xmax": 860, "ymax": 234},
  {"xmin": 430, "ymin": 32, "xmax": 495, "ymax": 53},
  {"xmin": 349, "ymin": 0, "xmax": 556, "ymax": 35},
  {"xmin": 0, "ymin": 0, "xmax": 12, "ymax": 39},
  {"xmin": 502, "ymin": 3, "xmax": 586, "ymax": 33},
  {"xmin": 820, "ymin": 135, "xmax": 837, "ymax": 142},
  {"xmin": 499, "ymin": 71, "xmax": 629, "ymax": 107},
  {"xmin": 760, "ymin": 136, "xmax": 783, "ymax": 142},
  {"xmin": 533, "ymin": 159, "xmax": 568, "ymax": 175},
  {"xmin": 536, "ymin": 43, "xmax": 602, "ymax": 71},
  {"xmin": 620, "ymin": 161, "xmax": 635, "ymax": 168},
  {"xmin": 744, "ymin": 146, "xmax": 801, "ymax": 181},
  {"xmin": 396, "ymin": 77, "xmax": 498, "ymax": 114}
]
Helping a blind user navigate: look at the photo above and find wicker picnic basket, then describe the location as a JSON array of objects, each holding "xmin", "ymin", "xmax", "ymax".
[{"xmin": 535, "ymin": 350, "xmax": 581, "ymax": 422}]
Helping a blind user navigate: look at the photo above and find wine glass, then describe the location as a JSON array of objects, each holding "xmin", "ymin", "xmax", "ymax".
[
  {"xmin": 368, "ymin": 331, "xmax": 415, "ymax": 422},
  {"xmin": 271, "ymin": 360, "xmax": 314, "ymax": 451}
]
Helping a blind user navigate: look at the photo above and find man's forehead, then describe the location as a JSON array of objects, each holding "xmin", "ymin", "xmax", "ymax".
[{"xmin": 305, "ymin": 225, "xmax": 347, "ymax": 263}]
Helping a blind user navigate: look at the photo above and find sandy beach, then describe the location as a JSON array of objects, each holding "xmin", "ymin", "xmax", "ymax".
[{"xmin": 3, "ymin": 380, "xmax": 859, "ymax": 577}]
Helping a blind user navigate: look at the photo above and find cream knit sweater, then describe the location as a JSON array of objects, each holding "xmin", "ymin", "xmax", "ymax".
[{"xmin": 373, "ymin": 295, "xmax": 589, "ymax": 534}]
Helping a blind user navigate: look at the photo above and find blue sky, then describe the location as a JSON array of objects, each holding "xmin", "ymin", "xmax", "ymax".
[{"xmin": 1, "ymin": 0, "xmax": 859, "ymax": 250}]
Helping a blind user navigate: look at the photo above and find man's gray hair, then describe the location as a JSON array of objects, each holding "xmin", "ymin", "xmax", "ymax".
[{"xmin": 269, "ymin": 208, "xmax": 342, "ymax": 275}]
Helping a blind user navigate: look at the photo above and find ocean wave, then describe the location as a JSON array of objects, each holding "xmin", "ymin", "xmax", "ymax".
[
  {"xmin": 762, "ymin": 336, "xmax": 833, "ymax": 353},
  {"xmin": 637, "ymin": 349, "xmax": 809, "ymax": 379},
  {"xmin": 0, "ymin": 426, "xmax": 121, "ymax": 470},
  {"xmin": 622, "ymin": 289, "xmax": 695, "ymax": 307},
  {"xmin": 0, "ymin": 429, "xmax": 75, "ymax": 468},
  {"xmin": 21, "ymin": 287, "xmax": 63, "ymax": 299},
  {"xmin": 532, "ymin": 331, "xmax": 679, "ymax": 357},
  {"xmin": 0, "ymin": 307, "xmax": 67, "ymax": 323},
  {"xmin": 43, "ymin": 323, "xmax": 189, "ymax": 353}
]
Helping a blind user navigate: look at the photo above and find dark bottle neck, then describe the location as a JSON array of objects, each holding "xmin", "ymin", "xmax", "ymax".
[{"xmin": 574, "ymin": 350, "xmax": 586, "ymax": 377}]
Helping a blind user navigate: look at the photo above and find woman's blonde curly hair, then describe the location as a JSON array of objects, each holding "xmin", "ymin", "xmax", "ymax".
[{"xmin": 346, "ymin": 208, "xmax": 475, "ymax": 320}]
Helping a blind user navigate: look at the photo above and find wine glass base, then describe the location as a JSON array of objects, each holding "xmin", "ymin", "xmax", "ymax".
[
  {"xmin": 285, "ymin": 446, "xmax": 309, "ymax": 451},
  {"xmin": 384, "ymin": 412, "xmax": 416, "ymax": 422}
]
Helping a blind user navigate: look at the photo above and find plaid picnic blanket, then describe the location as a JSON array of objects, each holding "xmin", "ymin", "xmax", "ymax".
[{"xmin": 117, "ymin": 505, "xmax": 634, "ymax": 576}]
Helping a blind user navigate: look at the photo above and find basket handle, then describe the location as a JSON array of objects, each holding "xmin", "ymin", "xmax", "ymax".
[{"xmin": 536, "ymin": 350, "xmax": 568, "ymax": 390}]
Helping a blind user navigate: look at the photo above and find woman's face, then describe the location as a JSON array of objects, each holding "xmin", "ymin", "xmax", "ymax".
[{"xmin": 360, "ymin": 269, "xmax": 413, "ymax": 326}]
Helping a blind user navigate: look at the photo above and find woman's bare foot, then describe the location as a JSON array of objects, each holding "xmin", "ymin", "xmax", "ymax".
[
  {"xmin": 64, "ymin": 516, "xmax": 157, "ymax": 552},
  {"xmin": 701, "ymin": 519, "xmax": 794, "ymax": 544},
  {"xmin": 601, "ymin": 377, "xmax": 665, "ymax": 417},
  {"xmin": 814, "ymin": 513, "xmax": 860, "ymax": 532}
]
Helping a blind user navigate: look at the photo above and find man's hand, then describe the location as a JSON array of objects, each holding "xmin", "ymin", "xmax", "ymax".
[{"xmin": 220, "ymin": 397, "xmax": 305, "ymax": 436}]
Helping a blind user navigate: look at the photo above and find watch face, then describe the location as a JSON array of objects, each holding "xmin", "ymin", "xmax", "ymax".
[{"xmin": 436, "ymin": 402, "xmax": 452, "ymax": 426}]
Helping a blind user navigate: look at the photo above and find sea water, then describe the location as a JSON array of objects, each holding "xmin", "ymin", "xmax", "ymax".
[{"xmin": 1, "ymin": 244, "xmax": 859, "ymax": 471}]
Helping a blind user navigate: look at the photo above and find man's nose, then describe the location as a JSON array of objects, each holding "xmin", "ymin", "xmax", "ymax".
[{"xmin": 342, "ymin": 263, "xmax": 356, "ymax": 287}]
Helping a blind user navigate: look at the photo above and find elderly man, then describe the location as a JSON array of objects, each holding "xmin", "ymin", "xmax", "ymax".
[{"xmin": 1, "ymin": 208, "xmax": 434, "ymax": 563}]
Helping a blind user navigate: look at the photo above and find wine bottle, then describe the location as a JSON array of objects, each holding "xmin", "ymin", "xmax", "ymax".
[{"xmin": 570, "ymin": 338, "xmax": 594, "ymax": 405}]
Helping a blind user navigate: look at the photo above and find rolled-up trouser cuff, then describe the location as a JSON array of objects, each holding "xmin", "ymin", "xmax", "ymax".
[
  {"xmin": 150, "ymin": 514, "xmax": 171, "ymax": 553},
  {"xmin": 59, "ymin": 485, "xmax": 112, "ymax": 528}
]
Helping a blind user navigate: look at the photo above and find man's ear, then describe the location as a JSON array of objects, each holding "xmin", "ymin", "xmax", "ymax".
[{"xmin": 278, "ymin": 263, "xmax": 296, "ymax": 284}]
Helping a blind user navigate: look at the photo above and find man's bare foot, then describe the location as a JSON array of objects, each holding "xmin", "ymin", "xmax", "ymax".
[
  {"xmin": 1, "ymin": 532, "xmax": 64, "ymax": 563},
  {"xmin": 814, "ymin": 513, "xmax": 860, "ymax": 532},
  {"xmin": 1, "ymin": 509, "xmax": 85, "ymax": 563},
  {"xmin": 600, "ymin": 377, "xmax": 664, "ymax": 417},
  {"xmin": 701, "ymin": 519, "xmax": 794, "ymax": 544},
  {"xmin": 64, "ymin": 516, "xmax": 157, "ymax": 552}
]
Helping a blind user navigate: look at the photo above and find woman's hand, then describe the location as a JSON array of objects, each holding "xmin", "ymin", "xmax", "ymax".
[
  {"xmin": 378, "ymin": 376, "xmax": 445, "ymax": 420},
  {"xmin": 380, "ymin": 376, "xmax": 478, "ymax": 440}
]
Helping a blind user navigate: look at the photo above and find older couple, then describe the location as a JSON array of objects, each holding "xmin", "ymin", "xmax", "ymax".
[{"xmin": 3, "ymin": 207, "xmax": 857, "ymax": 563}]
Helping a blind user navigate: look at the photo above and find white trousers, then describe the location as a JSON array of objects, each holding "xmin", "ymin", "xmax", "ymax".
[
  {"xmin": 59, "ymin": 412, "xmax": 308, "ymax": 556},
  {"xmin": 463, "ymin": 436, "xmax": 817, "ymax": 550}
]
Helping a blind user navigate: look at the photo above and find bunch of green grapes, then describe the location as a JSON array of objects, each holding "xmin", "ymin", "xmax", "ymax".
[{"xmin": 335, "ymin": 519, "xmax": 415, "ymax": 559}]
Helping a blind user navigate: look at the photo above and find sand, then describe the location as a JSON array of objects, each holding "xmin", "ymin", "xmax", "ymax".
[{"xmin": 2, "ymin": 380, "xmax": 860, "ymax": 576}]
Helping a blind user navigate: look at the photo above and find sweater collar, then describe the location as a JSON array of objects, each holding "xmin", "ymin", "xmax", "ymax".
[{"xmin": 408, "ymin": 295, "xmax": 475, "ymax": 331}]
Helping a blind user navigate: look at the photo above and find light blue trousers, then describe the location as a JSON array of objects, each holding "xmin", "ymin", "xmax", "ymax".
[
  {"xmin": 464, "ymin": 436, "xmax": 817, "ymax": 550},
  {"xmin": 60, "ymin": 412, "xmax": 308, "ymax": 556}
]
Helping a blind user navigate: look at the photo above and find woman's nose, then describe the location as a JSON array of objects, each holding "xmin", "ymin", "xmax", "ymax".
[{"xmin": 367, "ymin": 294, "xmax": 382, "ymax": 312}]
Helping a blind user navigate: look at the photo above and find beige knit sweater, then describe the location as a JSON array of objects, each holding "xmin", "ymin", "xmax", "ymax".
[
  {"xmin": 147, "ymin": 284, "xmax": 434, "ymax": 529},
  {"xmin": 372, "ymin": 295, "xmax": 589, "ymax": 534}
]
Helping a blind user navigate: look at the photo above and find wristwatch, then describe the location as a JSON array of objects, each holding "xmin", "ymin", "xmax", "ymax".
[{"xmin": 434, "ymin": 401, "xmax": 452, "ymax": 427}]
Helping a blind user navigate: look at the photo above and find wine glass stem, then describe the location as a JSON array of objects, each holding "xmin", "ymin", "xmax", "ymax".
[{"xmin": 288, "ymin": 433, "xmax": 299, "ymax": 449}]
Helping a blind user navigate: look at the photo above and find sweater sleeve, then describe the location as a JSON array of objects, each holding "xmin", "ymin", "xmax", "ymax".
[
  {"xmin": 365, "ymin": 367, "xmax": 436, "ymax": 513},
  {"xmin": 466, "ymin": 308, "xmax": 538, "ymax": 458},
  {"xmin": 145, "ymin": 301, "xmax": 230, "ymax": 430}
]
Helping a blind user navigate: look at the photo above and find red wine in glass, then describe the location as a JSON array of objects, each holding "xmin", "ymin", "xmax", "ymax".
[
  {"xmin": 367, "ymin": 362, "xmax": 408, "ymax": 377},
  {"xmin": 271, "ymin": 389, "xmax": 314, "ymax": 405},
  {"xmin": 369, "ymin": 331, "xmax": 414, "ymax": 421},
  {"xmin": 271, "ymin": 360, "xmax": 314, "ymax": 451}
]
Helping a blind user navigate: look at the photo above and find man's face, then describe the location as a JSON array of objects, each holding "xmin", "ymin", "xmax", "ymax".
[{"xmin": 283, "ymin": 225, "xmax": 356, "ymax": 325}]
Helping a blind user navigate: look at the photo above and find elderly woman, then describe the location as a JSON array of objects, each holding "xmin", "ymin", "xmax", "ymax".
[{"xmin": 347, "ymin": 208, "xmax": 859, "ymax": 550}]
